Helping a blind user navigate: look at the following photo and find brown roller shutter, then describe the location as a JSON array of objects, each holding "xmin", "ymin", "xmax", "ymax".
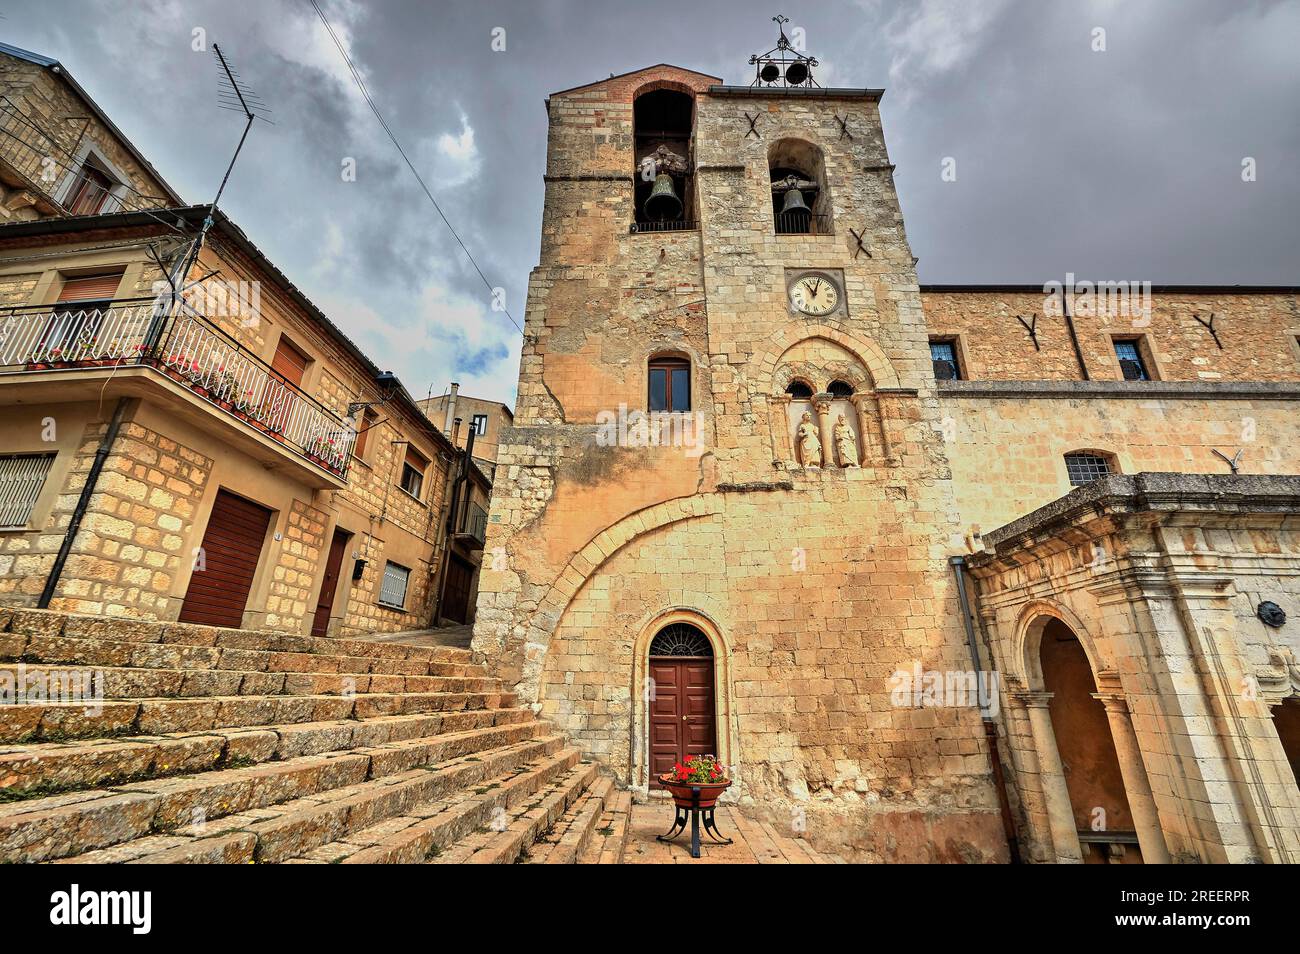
[
  {"xmin": 178, "ymin": 489, "xmax": 273, "ymax": 628},
  {"xmin": 57, "ymin": 270, "xmax": 125, "ymax": 302},
  {"xmin": 270, "ymin": 335, "xmax": 309, "ymax": 388}
]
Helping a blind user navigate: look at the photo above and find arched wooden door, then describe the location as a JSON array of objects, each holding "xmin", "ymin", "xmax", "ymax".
[{"xmin": 648, "ymin": 623, "xmax": 716, "ymax": 787}]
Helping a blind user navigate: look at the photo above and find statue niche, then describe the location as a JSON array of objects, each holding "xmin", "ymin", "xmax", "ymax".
[{"xmin": 834, "ymin": 414, "xmax": 859, "ymax": 468}]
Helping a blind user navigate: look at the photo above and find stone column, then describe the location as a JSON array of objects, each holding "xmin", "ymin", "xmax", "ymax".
[
  {"xmin": 1093, "ymin": 690, "xmax": 1171, "ymax": 864},
  {"xmin": 1018, "ymin": 690, "xmax": 1084, "ymax": 863},
  {"xmin": 812, "ymin": 396, "xmax": 833, "ymax": 467}
]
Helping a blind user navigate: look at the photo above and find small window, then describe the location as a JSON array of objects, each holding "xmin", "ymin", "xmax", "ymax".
[
  {"xmin": 1114, "ymin": 339, "xmax": 1149, "ymax": 381},
  {"xmin": 785, "ymin": 380, "xmax": 814, "ymax": 399},
  {"xmin": 470, "ymin": 413, "xmax": 488, "ymax": 437},
  {"xmin": 65, "ymin": 161, "xmax": 115, "ymax": 216},
  {"xmin": 0, "ymin": 453, "xmax": 55, "ymax": 529},
  {"xmin": 827, "ymin": 380, "xmax": 854, "ymax": 398},
  {"xmin": 1065, "ymin": 452, "xmax": 1113, "ymax": 487},
  {"xmin": 648, "ymin": 357, "xmax": 690, "ymax": 412},
  {"xmin": 930, "ymin": 340, "xmax": 962, "ymax": 380},
  {"xmin": 399, "ymin": 446, "xmax": 427, "ymax": 499},
  {"xmin": 378, "ymin": 561, "xmax": 411, "ymax": 609}
]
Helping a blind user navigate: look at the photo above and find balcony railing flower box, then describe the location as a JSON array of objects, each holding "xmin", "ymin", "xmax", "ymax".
[{"xmin": 1, "ymin": 298, "xmax": 354, "ymax": 477}]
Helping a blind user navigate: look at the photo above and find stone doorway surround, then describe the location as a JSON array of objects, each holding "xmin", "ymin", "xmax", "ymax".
[
  {"xmin": 629, "ymin": 608, "xmax": 737, "ymax": 800},
  {"xmin": 967, "ymin": 473, "xmax": 1300, "ymax": 864}
]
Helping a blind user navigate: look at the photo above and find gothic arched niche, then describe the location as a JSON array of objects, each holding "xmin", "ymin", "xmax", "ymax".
[{"xmin": 772, "ymin": 337, "xmax": 870, "ymax": 469}]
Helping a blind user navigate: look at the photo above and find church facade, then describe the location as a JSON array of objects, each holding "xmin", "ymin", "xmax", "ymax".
[{"xmin": 472, "ymin": 61, "xmax": 1300, "ymax": 863}]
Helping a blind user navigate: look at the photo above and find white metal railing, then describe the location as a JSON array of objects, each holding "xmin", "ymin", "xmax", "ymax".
[
  {"xmin": 0, "ymin": 301, "xmax": 155, "ymax": 366},
  {"xmin": 0, "ymin": 301, "xmax": 355, "ymax": 476}
]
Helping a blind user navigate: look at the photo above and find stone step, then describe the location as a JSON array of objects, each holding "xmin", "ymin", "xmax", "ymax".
[
  {"xmin": 284, "ymin": 746, "xmax": 583, "ymax": 864},
  {"xmin": 61, "ymin": 735, "xmax": 568, "ymax": 864},
  {"xmin": 432, "ymin": 760, "xmax": 601, "ymax": 864},
  {"xmin": 577, "ymin": 788, "xmax": 633, "ymax": 864},
  {"xmin": 0, "ymin": 608, "xmax": 476, "ymax": 668},
  {"xmin": 0, "ymin": 664, "xmax": 504, "ymax": 700},
  {"xmin": 0, "ymin": 707, "xmax": 537, "ymax": 797},
  {"xmin": 3, "ymin": 632, "xmax": 485, "ymax": 679},
  {"xmin": 0, "ymin": 691, "xmax": 519, "ymax": 745},
  {"xmin": 0, "ymin": 721, "xmax": 548, "ymax": 863},
  {"xmin": 524, "ymin": 775, "xmax": 615, "ymax": 864}
]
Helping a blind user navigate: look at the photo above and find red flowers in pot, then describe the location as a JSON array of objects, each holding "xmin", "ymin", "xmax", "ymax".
[{"xmin": 658, "ymin": 755, "xmax": 731, "ymax": 808}]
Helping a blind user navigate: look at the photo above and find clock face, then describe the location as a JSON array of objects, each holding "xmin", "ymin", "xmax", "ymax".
[{"xmin": 790, "ymin": 275, "xmax": 840, "ymax": 316}]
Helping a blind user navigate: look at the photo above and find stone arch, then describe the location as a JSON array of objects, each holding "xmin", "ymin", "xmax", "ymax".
[
  {"xmin": 1015, "ymin": 599, "xmax": 1106, "ymax": 690},
  {"xmin": 770, "ymin": 335, "xmax": 873, "ymax": 397},
  {"xmin": 629, "ymin": 606, "xmax": 737, "ymax": 795},
  {"xmin": 753, "ymin": 323, "xmax": 902, "ymax": 393},
  {"xmin": 767, "ymin": 136, "xmax": 833, "ymax": 232}
]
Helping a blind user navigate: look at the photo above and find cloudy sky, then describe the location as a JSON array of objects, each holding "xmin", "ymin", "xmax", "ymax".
[{"xmin": 7, "ymin": 0, "xmax": 1298, "ymax": 404}]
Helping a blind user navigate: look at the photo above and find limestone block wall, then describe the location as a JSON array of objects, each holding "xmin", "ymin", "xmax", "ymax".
[
  {"xmin": 939, "ymin": 391, "xmax": 1300, "ymax": 533},
  {"xmin": 921, "ymin": 289, "xmax": 1300, "ymax": 383}
]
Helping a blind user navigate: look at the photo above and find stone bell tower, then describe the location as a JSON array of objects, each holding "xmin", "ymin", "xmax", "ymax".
[{"xmin": 474, "ymin": 27, "xmax": 1010, "ymax": 861}]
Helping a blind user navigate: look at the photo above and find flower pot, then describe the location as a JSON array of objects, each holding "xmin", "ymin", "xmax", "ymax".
[{"xmin": 658, "ymin": 777, "xmax": 731, "ymax": 809}]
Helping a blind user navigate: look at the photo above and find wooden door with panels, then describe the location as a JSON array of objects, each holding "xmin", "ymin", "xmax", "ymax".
[{"xmin": 648, "ymin": 623, "xmax": 717, "ymax": 787}]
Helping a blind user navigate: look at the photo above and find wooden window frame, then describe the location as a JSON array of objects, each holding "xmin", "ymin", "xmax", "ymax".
[
  {"xmin": 399, "ymin": 446, "xmax": 428, "ymax": 501},
  {"xmin": 648, "ymin": 356, "xmax": 691, "ymax": 413}
]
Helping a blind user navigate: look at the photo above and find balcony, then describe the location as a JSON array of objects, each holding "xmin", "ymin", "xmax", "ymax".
[
  {"xmin": 0, "ymin": 96, "xmax": 170, "ymax": 216},
  {"xmin": 456, "ymin": 501, "xmax": 488, "ymax": 549},
  {"xmin": 774, "ymin": 212, "xmax": 832, "ymax": 236},
  {"xmin": 0, "ymin": 298, "xmax": 356, "ymax": 481}
]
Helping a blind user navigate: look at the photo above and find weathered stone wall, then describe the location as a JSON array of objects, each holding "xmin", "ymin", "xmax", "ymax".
[
  {"xmin": 939, "ymin": 388, "xmax": 1300, "ymax": 533},
  {"xmin": 921, "ymin": 289, "xmax": 1300, "ymax": 382}
]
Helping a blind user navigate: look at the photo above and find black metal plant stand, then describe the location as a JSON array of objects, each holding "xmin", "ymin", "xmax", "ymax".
[{"xmin": 657, "ymin": 786, "xmax": 733, "ymax": 858}]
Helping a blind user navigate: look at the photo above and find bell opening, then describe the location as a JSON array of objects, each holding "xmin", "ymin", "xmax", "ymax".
[{"xmin": 633, "ymin": 88, "xmax": 695, "ymax": 229}]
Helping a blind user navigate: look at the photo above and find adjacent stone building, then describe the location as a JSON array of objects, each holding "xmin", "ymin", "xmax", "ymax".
[
  {"xmin": 472, "ymin": 56, "xmax": 1300, "ymax": 863},
  {"xmin": 0, "ymin": 44, "xmax": 487, "ymax": 638}
]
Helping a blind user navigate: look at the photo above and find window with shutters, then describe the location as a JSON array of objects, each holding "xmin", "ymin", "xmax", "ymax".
[
  {"xmin": 270, "ymin": 335, "xmax": 310, "ymax": 389},
  {"xmin": 353, "ymin": 409, "xmax": 377, "ymax": 461},
  {"xmin": 38, "ymin": 269, "xmax": 126, "ymax": 357},
  {"xmin": 1064, "ymin": 452, "xmax": 1116, "ymax": 487},
  {"xmin": 648, "ymin": 356, "xmax": 690, "ymax": 412},
  {"xmin": 399, "ymin": 446, "xmax": 427, "ymax": 500},
  {"xmin": 0, "ymin": 453, "xmax": 55, "ymax": 529},
  {"xmin": 930, "ymin": 339, "xmax": 963, "ymax": 380},
  {"xmin": 378, "ymin": 561, "xmax": 411, "ymax": 609},
  {"xmin": 65, "ymin": 161, "xmax": 116, "ymax": 216},
  {"xmin": 1113, "ymin": 338, "xmax": 1152, "ymax": 381}
]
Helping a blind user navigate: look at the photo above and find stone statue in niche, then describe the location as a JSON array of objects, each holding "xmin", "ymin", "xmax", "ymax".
[
  {"xmin": 795, "ymin": 411, "xmax": 821, "ymax": 468},
  {"xmin": 834, "ymin": 415, "xmax": 859, "ymax": 468}
]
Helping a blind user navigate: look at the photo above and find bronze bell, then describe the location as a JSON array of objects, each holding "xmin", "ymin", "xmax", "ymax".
[
  {"xmin": 644, "ymin": 173, "xmax": 683, "ymax": 221},
  {"xmin": 780, "ymin": 186, "xmax": 811, "ymax": 217}
]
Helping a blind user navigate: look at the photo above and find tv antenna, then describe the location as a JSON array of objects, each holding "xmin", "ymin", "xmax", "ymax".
[{"xmin": 170, "ymin": 43, "xmax": 273, "ymax": 304}]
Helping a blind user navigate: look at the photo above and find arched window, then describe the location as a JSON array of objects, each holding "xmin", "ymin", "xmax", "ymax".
[
  {"xmin": 650, "ymin": 622, "xmax": 712, "ymax": 657},
  {"xmin": 649, "ymin": 355, "xmax": 690, "ymax": 412},
  {"xmin": 768, "ymin": 138, "xmax": 832, "ymax": 235},
  {"xmin": 1064, "ymin": 451, "xmax": 1116, "ymax": 487},
  {"xmin": 827, "ymin": 380, "xmax": 854, "ymax": 397},
  {"xmin": 785, "ymin": 380, "xmax": 813, "ymax": 399}
]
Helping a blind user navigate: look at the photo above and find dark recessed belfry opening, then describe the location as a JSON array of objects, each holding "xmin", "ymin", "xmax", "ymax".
[
  {"xmin": 768, "ymin": 138, "xmax": 832, "ymax": 235},
  {"xmin": 785, "ymin": 380, "xmax": 813, "ymax": 399},
  {"xmin": 827, "ymin": 380, "xmax": 854, "ymax": 397},
  {"xmin": 634, "ymin": 89, "xmax": 694, "ymax": 228}
]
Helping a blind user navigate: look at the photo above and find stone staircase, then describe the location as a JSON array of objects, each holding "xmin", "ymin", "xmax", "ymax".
[{"xmin": 0, "ymin": 607, "xmax": 628, "ymax": 864}]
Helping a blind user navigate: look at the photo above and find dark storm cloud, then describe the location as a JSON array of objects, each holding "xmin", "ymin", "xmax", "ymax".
[{"xmin": 5, "ymin": 0, "xmax": 1296, "ymax": 403}]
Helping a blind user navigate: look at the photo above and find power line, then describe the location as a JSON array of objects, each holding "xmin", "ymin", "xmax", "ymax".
[{"xmin": 309, "ymin": 0, "xmax": 524, "ymax": 336}]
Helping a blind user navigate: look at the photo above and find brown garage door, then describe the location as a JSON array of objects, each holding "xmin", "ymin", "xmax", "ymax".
[{"xmin": 178, "ymin": 489, "xmax": 273, "ymax": 628}]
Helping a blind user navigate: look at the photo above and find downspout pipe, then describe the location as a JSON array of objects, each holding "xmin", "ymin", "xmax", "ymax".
[
  {"xmin": 1059, "ymin": 285, "xmax": 1090, "ymax": 381},
  {"xmin": 949, "ymin": 554, "xmax": 1022, "ymax": 863},
  {"xmin": 39, "ymin": 398, "xmax": 130, "ymax": 608}
]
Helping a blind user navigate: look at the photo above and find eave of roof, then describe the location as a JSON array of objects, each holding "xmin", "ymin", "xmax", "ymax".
[{"xmin": 0, "ymin": 41, "xmax": 184, "ymax": 206}]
